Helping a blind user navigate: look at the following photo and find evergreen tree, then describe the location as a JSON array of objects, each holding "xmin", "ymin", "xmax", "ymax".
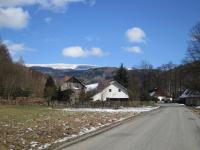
[
  {"xmin": 128, "ymin": 72, "xmax": 141, "ymax": 101},
  {"xmin": 44, "ymin": 76, "xmax": 57, "ymax": 107},
  {"xmin": 114, "ymin": 63, "xmax": 128, "ymax": 88}
]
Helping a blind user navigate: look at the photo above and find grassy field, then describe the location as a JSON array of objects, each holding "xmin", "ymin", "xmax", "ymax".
[{"xmin": 0, "ymin": 105, "xmax": 136, "ymax": 150}]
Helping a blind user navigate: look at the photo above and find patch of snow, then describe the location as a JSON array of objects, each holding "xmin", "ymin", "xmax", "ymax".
[
  {"xmin": 30, "ymin": 141, "xmax": 38, "ymax": 147},
  {"xmin": 54, "ymin": 136, "xmax": 73, "ymax": 143},
  {"xmin": 54, "ymin": 126, "xmax": 100, "ymax": 144},
  {"xmin": 86, "ymin": 83, "xmax": 99, "ymax": 91},
  {"xmin": 53, "ymin": 134, "xmax": 78, "ymax": 144},
  {"xmin": 72, "ymin": 86, "xmax": 81, "ymax": 90},
  {"xmin": 196, "ymin": 106, "xmax": 200, "ymax": 109},
  {"xmin": 126, "ymin": 67, "xmax": 133, "ymax": 70},
  {"xmin": 63, "ymin": 106, "xmax": 159, "ymax": 113},
  {"xmin": 26, "ymin": 63, "xmax": 99, "ymax": 70},
  {"xmin": 21, "ymin": 138, "xmax": 25, "ymax": 145},
  {"xmin": 38, "ymin": 143, "xmax": 51, "ymax": 150},
  {"xmin": 26, "ymin": 127, "xmax": 33, "ymax": 133}
]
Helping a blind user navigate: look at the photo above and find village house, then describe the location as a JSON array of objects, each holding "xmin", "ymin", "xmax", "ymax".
[
  {"xmin": 92, "ymin": 81, "xmax": 129, "ymax": 102},
  {"xmin": 179, "ymin": 89, "xmax": 200, "ymax": 106},
  {"xmin": 149, "ymin": 88, "xmax": 169, "ymax": 102},
  {"xmin": 61, "ymin": 76, "xmax": 86, "ymax": 104}
]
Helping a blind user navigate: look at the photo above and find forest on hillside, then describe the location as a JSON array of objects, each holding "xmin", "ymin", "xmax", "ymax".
[{"xmin": 0, "ymin": 42, "xmax": 46, "ymax": 100}]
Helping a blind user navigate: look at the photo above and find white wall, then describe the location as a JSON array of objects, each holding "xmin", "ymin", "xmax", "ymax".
[{"xmin": 93, "ymin": 83, "xmax": 129, "ymax": 101}]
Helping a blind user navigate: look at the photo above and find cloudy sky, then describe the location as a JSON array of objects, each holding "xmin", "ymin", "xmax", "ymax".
[{"xmin": 0, "ymin": 0, "xmax": 200, "ymax": 67}]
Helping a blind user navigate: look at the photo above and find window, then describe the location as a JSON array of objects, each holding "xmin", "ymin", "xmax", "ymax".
[
  {"xmin": 109, "ymin": 89, "xmax": 112, "ymax": 92},
  {"xmin": 118, "ymin": 89, "xmax": 121, "ymax": 92}
]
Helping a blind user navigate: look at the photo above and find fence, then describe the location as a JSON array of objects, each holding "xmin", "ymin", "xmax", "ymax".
[
  {"xmin": 0, "ymin": 97, "xmax": 46, "ymax": 105},
  {"xmin": 0, "ymin": 97, "xmax": 155, "ymax": 108}
]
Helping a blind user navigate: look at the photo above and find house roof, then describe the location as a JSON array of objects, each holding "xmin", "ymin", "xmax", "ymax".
[
  {"xmin": 64, "ymin": 76, "xmax": 85, "ymax": 87},
  {"xmin": 149, "ymin": 88, "xmax": 166, "ymax": 97},
  {"xmin": 93, "ymin": 80, "xmax": 128, "ymax": 97},
  {"xmin": 64, "ymin": 75, "xmax": 71, "ymax": 82},
  {"xmin": 179, "ymin": 89, "xmax": 200, "ymax": 98}
]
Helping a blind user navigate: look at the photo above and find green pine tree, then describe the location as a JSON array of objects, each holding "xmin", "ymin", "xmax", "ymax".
[
  {"xmin": 114, "ymin": 63, "xmax": 128, "ymax": 88},
  {"xmin": 44, "ymin": 76, "xmax": 57, "ymax": 107}
]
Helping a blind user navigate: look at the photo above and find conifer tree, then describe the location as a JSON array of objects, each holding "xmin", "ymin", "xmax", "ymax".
[
  {"xmin": 44, "ymin": 76, "xmax": 57, "ymax": 107},
  {"xmin": 114, "ymin": 63, "xmax": 128, "ymax": 88}
]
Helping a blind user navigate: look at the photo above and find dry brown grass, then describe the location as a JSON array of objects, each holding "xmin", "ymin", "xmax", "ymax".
[{"xmin": 0, "ymin": 105, "xmax": 135, "ymax": 150}]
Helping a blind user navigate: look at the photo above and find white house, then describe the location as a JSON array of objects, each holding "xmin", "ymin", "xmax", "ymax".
[{"xmin": 92, "ymin": 81, "xmax": 129, "ymax": 101}]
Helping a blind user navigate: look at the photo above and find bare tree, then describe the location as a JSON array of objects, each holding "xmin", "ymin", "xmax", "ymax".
[
  {"xmin": 185, "ymin": 22, "xmax": 200, "ymax": 91},
  {"xmin": 187, "ymin": 22, "xmax": 200, "ymax": 62}
]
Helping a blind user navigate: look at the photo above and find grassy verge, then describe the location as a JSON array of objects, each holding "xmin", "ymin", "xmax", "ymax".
[
  {"xmin": 0, "ymin": 105, "xmax": 136, "ymax": 150},
  {"xmin": 188, "ymin": 106, "xmax": 200, "ymax": 117}
]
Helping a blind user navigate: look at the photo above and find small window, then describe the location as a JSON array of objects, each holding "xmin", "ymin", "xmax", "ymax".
[
  {"xmin": 109, "ymin": 89, "xmax": 112, "ymax": 92},
  {"xmin": 118, "ymin": 89, "xmax": 121, "ymax": 92}
]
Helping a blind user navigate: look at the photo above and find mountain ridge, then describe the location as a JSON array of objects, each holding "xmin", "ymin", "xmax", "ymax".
[{"xmin": 26, "ymin": 63, "xmax": 100, "ymax": 70}]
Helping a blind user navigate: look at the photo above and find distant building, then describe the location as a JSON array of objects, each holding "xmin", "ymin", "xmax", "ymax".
[
  {"xmin": 149, "ymin": 88, "xmax": 168, "ymax": 101},
  {"xmin": 61, "ymin": 76, "xmax": 86, "ymax": 104},
  {"xmin": 179, "ymin": 89, "xmax": 200, "ymax": 106},
  {"xmin": 92, "ymin": 81, "xmax": 129, "ymax": 102}
]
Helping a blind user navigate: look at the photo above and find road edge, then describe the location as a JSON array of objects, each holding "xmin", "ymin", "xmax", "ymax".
[{"xmin": 187, "ymin": 106, "xmax": 200, "ymax": 119}]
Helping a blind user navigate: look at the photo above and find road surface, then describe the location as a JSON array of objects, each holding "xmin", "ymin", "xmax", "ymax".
[{"xmin": 63, "ymin": 105, "xmax": 200, "ymax": 150}]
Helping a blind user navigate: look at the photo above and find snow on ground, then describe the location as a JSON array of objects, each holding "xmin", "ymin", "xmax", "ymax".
[
  {"xmin": 63, "ymin": 106, "xmax": 159, "ymax": 113},
  {"xmin": 196, "ymin": 106, "xmax": 200, "ymax": 109},
  {"xmin": 85, "ymin": 83, "xmax": 99, "ymax": 91},
  {"xmin": 38, "ymin": 143, "xmax": 51, "ymax": 150}
]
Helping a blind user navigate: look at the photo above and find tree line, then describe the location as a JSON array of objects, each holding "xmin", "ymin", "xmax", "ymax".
[{"xmin": 0, "ymin": 41, "xmax": 46, "ymax": 100}]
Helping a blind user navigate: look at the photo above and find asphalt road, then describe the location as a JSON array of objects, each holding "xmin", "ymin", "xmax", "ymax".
[{"xmin": 63, "ymin": 105, "xmax": 200, "ymax": 150}]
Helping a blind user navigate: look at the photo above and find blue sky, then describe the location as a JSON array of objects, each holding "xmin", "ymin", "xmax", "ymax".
[{"xmin": 0, "ymin": 0, "xmax": 200, "ymax": 68}]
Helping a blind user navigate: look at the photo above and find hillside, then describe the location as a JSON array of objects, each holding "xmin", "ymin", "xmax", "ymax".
[{"xmin": 28, "ymin": 66, "xmax": 118, "ymax": 85}]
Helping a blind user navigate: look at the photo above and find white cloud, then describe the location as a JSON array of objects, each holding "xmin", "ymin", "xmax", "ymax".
[
  {"xmin": 126, "ymin": 27, "xmax": 146, "ymax": 43},
  {"xmin": 90, "ymin": 47, "xmax": 105, "ymax": 56},
  {"xmin": 7, "ymin": 43, "xmax": 25, "ymax": 55},
  {"xmin": 3, "ymin": 40, "xmax": 33, "ymax": 57},
  {"xmin": 124, "ymin": 46, "xmax": 142, "ymax": 54},
  {"xmin": 86, "ymin": 0, "xmax": 96, "ymax": 6},
  {"xmin": 44, "ymin": 17, "xmax": 52, "ymax": 23},
  {"xmin": 0, "ymin": 0, "xmax": 95, "ymax": 29},
  {"xmin": 62, "ymin": 46, "xmax": 108, "ymax": 58},
  {"xmin": 63, "ymin": 46, "xmax": 86, "ymax": 58},
  {"xmin": 0, "ymin": 0, "xmax": 95, "ymax": 11},
  {"xmin": 0, "ymin": 0, "xmax": 37, "ymax": 7},
  {"xmin": 0, "ymin": 7, "xmax": 29, "ymax": 29}
]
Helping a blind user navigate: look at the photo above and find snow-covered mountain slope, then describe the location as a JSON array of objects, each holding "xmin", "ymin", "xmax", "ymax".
[{"xmin": 26, "ymin": 63, "xmax": 99, "ymax": 70}]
